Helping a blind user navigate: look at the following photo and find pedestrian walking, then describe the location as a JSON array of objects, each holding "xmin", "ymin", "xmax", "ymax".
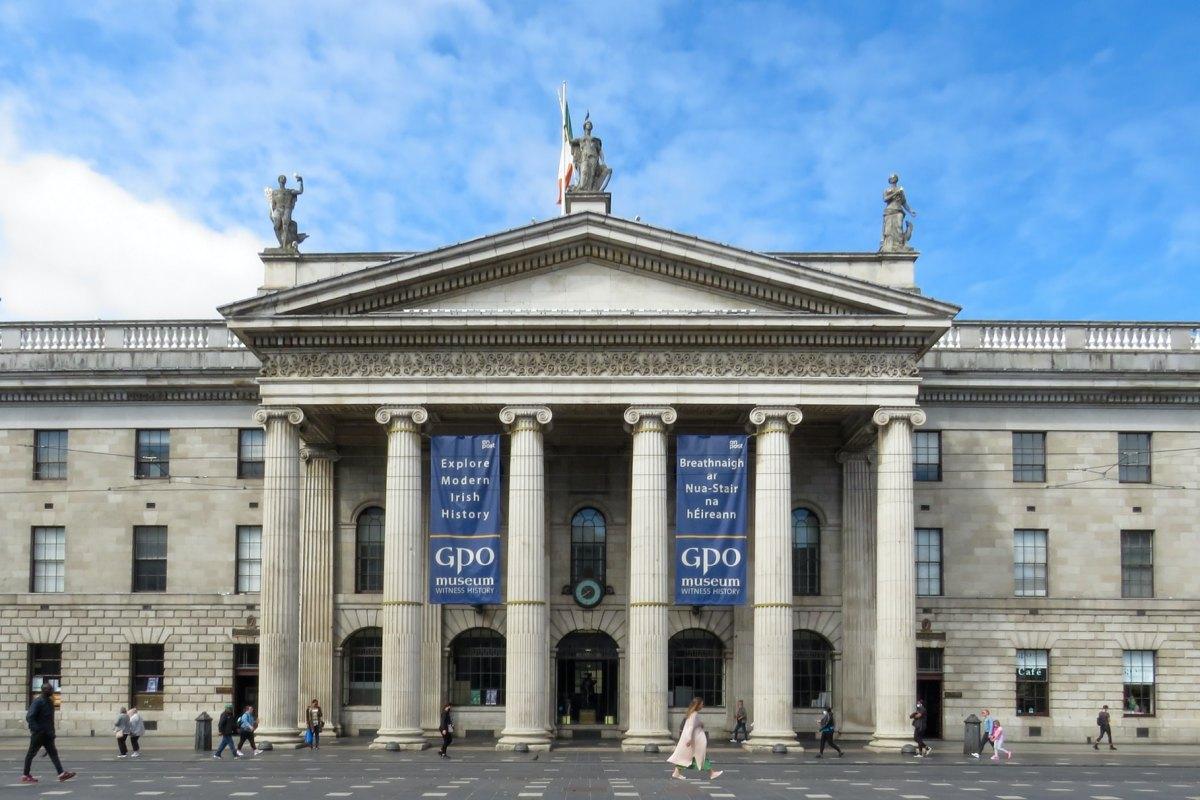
[
  {"xmin": 237, "ymin": 706, "xmax": 262, "ymax": 755},
  {"xmin": 909, "ymin": 698, "xmax": 931, "ymax": 757},
  {"xmin": 1093, "ymin": 705, "xmax": 1117, "ymax": 750},
  {"xmin": 19, "ymin": 683, "xmax": 76, "ymax": 784},
  {"xmin": 438, "ymin": 702, "xmax": 454, "ymax": 759},
  {"xmin": 128, "ymin": 707, "xmax": 144, "ymax": 757},
  {"xmin": 815, "ymin": 705, "xmax": 843, "ymax": 758},
  {"xmin": 305, "ymin": 699, "xmax": 324, "ymax": 749},
  {"xmin": 730, "ymin": 700, "xmax": 749, "ymax": 743},
  {"xmin": 667, "ymin": 697, "xmax": 723, "ymax": 782},
  {"xmin": 971, "ymin": 709, "xmax": 995, "ymax": 758},
  {"xmin": 213, "ymin": 704, "xmax": 242, "ymax": 759},
  {"xmin": 113, "ymin": 706, "xmax": 132, "ymax": 758},
  {"xmin": 989, "ymin": 719, "xmax": 1012, "ymax": 761}
]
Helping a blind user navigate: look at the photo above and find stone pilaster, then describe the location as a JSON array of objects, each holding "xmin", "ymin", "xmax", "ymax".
[
  {"xmin": 420, "ymin": 559, "xmax": 443, "ymax": 738},
  {"xmin": 746, "ymin": 406, "xmax": 802, "ymax": 752},
  {"xmin": 837, "ymin": 449, "xmax": 875, "ymax": 738},
  {"xmin": 252, "ymin": 406, "xmax": 304, "ymax": 746},
  {"xmin": 497, "ymin": 405, "xmax": 554, "ymax": 751},
  {"xmin": 868, "ymin": 407, "xmax": 926, "ymax": 750},
  {"xmin": 621, "ymin": 406, "xmax": 677, "ymax": 752},
  {"xmin": 371, "ymin": 407, "xmax": 429, "ymax": 750},
  {"xmin": 298, "ymin": 444, "xmax": 339, "ymax": 733}
]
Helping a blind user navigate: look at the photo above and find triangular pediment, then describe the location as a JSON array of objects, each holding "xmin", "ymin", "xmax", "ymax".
[{"xmin": 220, "ymin": 213, "xmax": 959, "ymax": 320}]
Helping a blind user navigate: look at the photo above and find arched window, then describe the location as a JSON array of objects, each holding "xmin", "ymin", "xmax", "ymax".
[
  {"xmin": 450, "ymin": 628, "xmax": 506, "ymax": 706},
  {"xmin": 355, "ymin": 507, "xmax": 384, "ymax": 593},
  {"xmin": 342, "ymin": 627, "xmax": 382, "ymax": 706},
  {"xmin": 570, "ymin": 507, "xmax": 607, "ymax": 585},
  {"xmin": 668, "ymin": 629, "xmax": 724, "ymax": 707},
  {"xmin": 793, "ymin": 630, "xmax": 833, "ymax": 709},
  {"xmin": 792, "ymin": 508, "xmax": 820, "ymax": 596}
]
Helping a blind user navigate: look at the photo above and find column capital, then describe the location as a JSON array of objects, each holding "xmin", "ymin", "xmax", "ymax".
[
  {"xmin": 253, "ymin": 406, "xmax": 304, "ymax": 427},
  {"xmin": 748, "ymin": 406, "xmax": 802, "ymax": 432},
  {"xmin": 499, "ymin": 405, "xmax": 552, "ymax": 430},
  {"xmin": 623, "ymin": 405, "xmax": 677, "ymax": 432},
  {"xmin": 835, "ymin": 448, "xmax": 875, "ymax": 466},
  {"xmin": 300, "ymin": 444, "xmax": 340, "ymax": 463},
  {"xmin": 375, "ymin": 406, "xmax": 429, "ymax": 433},
  {"xmin": 871, "ymin": 407, "xmax": 927, "ymax": 428}
]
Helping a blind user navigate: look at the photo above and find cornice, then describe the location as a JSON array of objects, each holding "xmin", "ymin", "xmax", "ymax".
[
  {"xmin": 919, "ymin": 388, "xmax": 1200, "ymax": 406},
  {"xmin": 0, "ymin": 388, "xmax": 260, "ymax": 404}
]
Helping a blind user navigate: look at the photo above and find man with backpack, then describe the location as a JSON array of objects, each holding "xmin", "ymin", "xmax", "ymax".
[{"xmin": 20, "ymin": 683, "xmax": 76, "ymax": 784}]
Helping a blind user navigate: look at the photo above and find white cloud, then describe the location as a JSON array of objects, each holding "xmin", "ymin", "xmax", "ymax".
[{"xmin": 0, "ymin": 137, "xmax": 262, "ymax": 321}]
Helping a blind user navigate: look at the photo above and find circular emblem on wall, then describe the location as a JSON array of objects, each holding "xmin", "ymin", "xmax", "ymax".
[{"xmin": 572, "ymin": 579, "xmax": 604, "ymax": 609}]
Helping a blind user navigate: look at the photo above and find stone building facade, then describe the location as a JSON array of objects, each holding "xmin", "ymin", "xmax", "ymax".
[{"xmin": 1, "ymin": 200, "xmax": 1197, "ymax": 747}]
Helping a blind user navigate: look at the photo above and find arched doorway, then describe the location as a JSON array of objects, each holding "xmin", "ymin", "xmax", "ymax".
[{"xmin": 556, "ymin": 631, "xmax": 619, "ymax": 728}]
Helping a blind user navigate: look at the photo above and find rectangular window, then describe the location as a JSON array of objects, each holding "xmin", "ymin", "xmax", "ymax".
[
  {"xmin": 1123, "ymin": 650, "xmax": 1155, "ymax": 715},
  {"xmin": 1012, "ymin": 432, "xmax": 1047, "ymax": 482},
  {"xmin": 913, "ymin": 431, "xmax": 942, "ymax": 481},
  {"xmin": 1013, "ymin": 529, "xmax": 1048, "ymax": 597},
  {"xmin": 30, "ymin": 526, "xmax": 65, "ymax": 593},
  {"xmin": 1016, "ymin": 649, "xmax": 1049, "ymax": 716},
  {"xmin": 237, "ymin": 428, "xmax": 265, "ymax": 479},
  {"xmin": 133, "ymin": 526, "xmax": 167, "ymax": 592},
  {"xmin": 1121, "ymin": 530, "xmax": 1154, "ymax": 599},
  {"xmin": 236, "ymin": 526, "xmax": 262, "ymax": 593},
  {"xmin": 135, "ymin": 429, "xmax": 170, "ymax": 478},
  {"xmin": 1118, "ymin": 433, "xmax": 1151, "ymax": 484},
  {"xmin": 28, "ymin": 643, "xmax": 62, "ymax": 704},
  {"xmin": 130, "ymin": 644, "xmax": 165, "ymax": 711},
  {"xmin": 33, "ymin": 430, "xmax": 68, "ymax": 480},
  {"xmin": 915, "ymin": 528, "xmax": 943, "ymax": 596}
]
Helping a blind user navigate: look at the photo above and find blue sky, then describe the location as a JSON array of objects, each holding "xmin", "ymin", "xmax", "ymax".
[{"xmin": 0, "ymin": 1, "xmax": 1197, "ymax": 320}]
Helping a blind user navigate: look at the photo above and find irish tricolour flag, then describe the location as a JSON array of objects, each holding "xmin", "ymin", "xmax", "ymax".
[{"xmin": 556, "ymin": 82, "xmax": 574, "ymax": 207}]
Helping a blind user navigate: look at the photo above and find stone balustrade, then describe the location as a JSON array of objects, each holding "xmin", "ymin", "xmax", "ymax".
[{"xmin": 1, "ymin": 321, "xmax": 245, "ymax": 351}]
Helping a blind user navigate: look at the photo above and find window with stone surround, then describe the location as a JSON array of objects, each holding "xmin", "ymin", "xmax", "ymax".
[
  {"xmin": 33, "ymin": 430, "xmax": 67, "ymax": 480},
  {"xmin": 1118, "ymin": 433, "xmax": 1152, "ymax": 484},
  {"xmin": 354, "ymin": 507, "xmax": 384, "ymax": 593},
  {"xmin": 1121, "ymin": 530, "xmax": 1154, "ymax": 598},
  {"xmin": 913, "ymin": 431, "xmax": 942, "ymax": 481},
  {"xmin": 915, "ymin": 528, "xmax": 943, "ymax": 596},
  {"xmin": 1012, "ymin": 432, "xmax": 1046, "ymax": 483},
  {"xmin": 27, "ymin": 643, "xmax": 61, "ymax": 704},
  {"xmin": 792, "ymin": 630, "xmax": 833, "ymax": 708},
  {"xmin": 668, "ymin": 628, "xmax": 724, "ymax": 707},
  {"xmin": 30, "ymin": 526, "xmax": 65, "ymax": 593},
  {"xmin": 570, "ymin": 507, "xmax": 607, "ymax": 586},
  {"xmin": 449, "ymin": 627, "xmax": 506, "ymax": 707},
  {"xmin": 237, "ymin": 428, "xmax": 265, "ymax": 478},
  {"xmin": 1013, "ymin": 529, "xmax": 1048, "ymax": 597},
  {"xmin": 130, "ymin": 643, "xmax": 165, "ymax": 711},
  {"xmin": 1016, "ymin": 649, "xmax": 1049, "ymax": 716},
  {"xmin": 132, "ymin": 526, "xmax": 167, "ymax": 592},
  {"xmin": 236, "ymin": 526, "xmax": 262, "ymax": 593},
  {"xmin": 135, "ymin": 429, "xmax": 170, "ymax": 478},
  {"xmin": 1123, "ymin": 650, "xmax": 1155, "ymax": 715},
  {"xmin": 792, "ymin": 508, "xmax": 820, "ymax": 596},
  {"xmin": 342, "ymin": 627, "xmax": 382, "ymax": 706}
]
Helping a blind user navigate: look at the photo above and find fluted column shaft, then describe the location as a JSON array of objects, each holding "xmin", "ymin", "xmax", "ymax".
[
  {"xmin": 420, "ymin": 569, "xmax": 443, "ymax": 736},
  {"xmin": 747, "ymin": 406, "xmax": 802, "ymax": 751},
  {"xmin": 621, "ymin": 406, "xmax": 677, "ymax": 752},
  {"xmin": 838, "ymin": 449, "xmax": 876, "ymax": 737},
  {"xmin": 253, "ymin": 407, "xmax": 303, "ymax": 745},
  {"xmin": 868, "ymin": 407, "xmax": 926, "ymax": 749},
  {"xmin": 372, "ymin": 407, "xmax": 429, "ymax": 749},
  {"xmin": 298, "ymin": 445, "xmax": 338, "ymax": 732},
  {"xmin": 497, "ymin": 405, "xmax": 553, "ymax": 751}
]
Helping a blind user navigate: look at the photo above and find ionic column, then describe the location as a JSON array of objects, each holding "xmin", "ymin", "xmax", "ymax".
[
  {"xmin": 298, "ymin": 444, "xmax": 339, "ymax": 733},
  {"xmin": 621, "ymin": 406, "xmax": 677, "ymax": 753},
  {"xmin": 746, "ymin": 406, "xmax": 802, "ymax": 752},
  {"xmin": 837, "ymin": 449, "xmax": 875, "ymax": 738},
  {"xmin": 497, "ymin": 405, "xmax": 553, "ymax": 751},
  {"xmin": 372, "ymin": 407, "xmax": 429, "ymax": 750},
  {"xmin": 252, "ymin": 406, "xmax": 304, "ymax": 746},
  {"xmin": 868, "ymin": 407, "xmax": 926, "ymax": 750}
]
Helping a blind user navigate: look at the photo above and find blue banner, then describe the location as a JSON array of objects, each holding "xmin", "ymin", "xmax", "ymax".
[
  {"xmin": 429, "ymin": 435, "xmax": 502, "ymax": 604},
  {"xmin": 674, "ymin": 435, "xmax": 748, "ymax": 605}
]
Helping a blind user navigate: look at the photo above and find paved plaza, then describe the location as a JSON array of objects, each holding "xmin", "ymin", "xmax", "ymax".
[{"xmin": 4, "ymin": 743, "xmax": 1199, "ymax": 800}]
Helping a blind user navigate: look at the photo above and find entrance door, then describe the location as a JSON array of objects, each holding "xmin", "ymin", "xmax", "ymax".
[
  {"xmin": 233, "ymin": 645, "xmax": 259, "ymax": 713},
  {"xmin": 556, "ymin": 631, "xmax": 619, "ymax": 728},
  {"xmin": 916, "ymin": 647, "xmax": 943, "ymax": 739}
]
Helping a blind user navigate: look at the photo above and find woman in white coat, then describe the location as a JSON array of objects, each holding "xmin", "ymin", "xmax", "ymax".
[{"xmin": 667, "ymin": 697, "xmax": 723, "ymax": 781}]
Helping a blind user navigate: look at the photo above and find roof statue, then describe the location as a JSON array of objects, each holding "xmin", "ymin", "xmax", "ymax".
[
  {"xmin": 879, "ymin": 173, "xmax": 916, "ymax": 253},
  {"xmin": 568, "ymin": 114, "xmax": 612, "ymax": 193},
  {"xmin": 264, "ymin": 174, "xmax": 308, "ymax": 254}
]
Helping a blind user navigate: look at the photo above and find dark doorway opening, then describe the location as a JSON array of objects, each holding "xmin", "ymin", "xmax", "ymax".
[
  {"xmin": 917, "ymin": 647, "xmax": 943, "ymax": 739},
  {"xmin": 556, "ymin": 631, "xmax": 618, "ymax": 726},
  {"xmin": 234, "ymin": 644, "xmax": 259, "ymax": 713}
]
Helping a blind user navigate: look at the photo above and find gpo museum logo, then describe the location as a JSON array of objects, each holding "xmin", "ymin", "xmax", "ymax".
[
  {"xmin": 680, "ymin": 546, "xmax": 742, "ymax": 575},
  {"xmin": 434, "ymin": 545, "xmax": 496, "ymax": 575}
]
